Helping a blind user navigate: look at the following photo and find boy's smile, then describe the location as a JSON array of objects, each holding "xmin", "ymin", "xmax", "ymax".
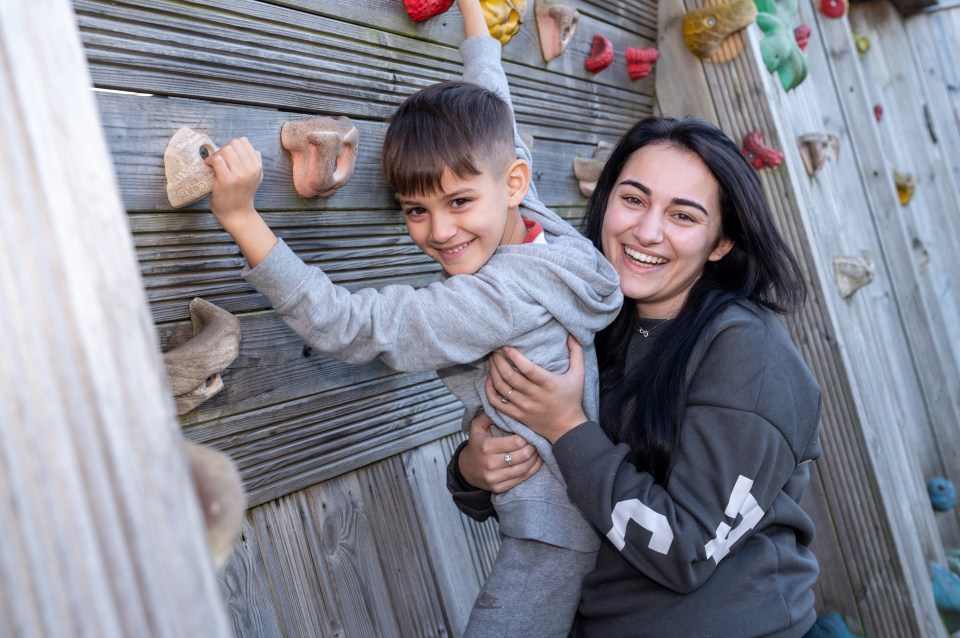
[{"xmin": 400, "ymin": 166, "xmax": 528, "ymax": 276}]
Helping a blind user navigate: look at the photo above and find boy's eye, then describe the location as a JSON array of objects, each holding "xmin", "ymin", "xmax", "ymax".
[
  {"xmin": 451, "ymin": 197, "xmax": 471, "ymax": 208},
  {"xmin": 404, "ymin": 207, "xmax": 427, "ymax": 218}
]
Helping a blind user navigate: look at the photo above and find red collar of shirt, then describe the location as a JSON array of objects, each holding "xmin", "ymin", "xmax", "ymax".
[{"xmin": 522, "ymin": 218, "xmax": 544, "ymax": 244}]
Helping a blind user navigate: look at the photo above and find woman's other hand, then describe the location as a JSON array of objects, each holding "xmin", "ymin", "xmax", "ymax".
[
  {"xmin": 459, "ymin": 413, "xmax": 542, "ymax": 493},
  {"xmin": 486, "ymin": 335, "xmax": 589, "ymax": 443}
]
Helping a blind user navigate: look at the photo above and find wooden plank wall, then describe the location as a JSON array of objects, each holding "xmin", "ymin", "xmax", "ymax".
[
  {"xmin": 1, "ymin": 0, "xmax": 231, "ymax": 635},
  {"xmin": 73, "ymin": 0, "xmax": 657, "ymax": 634},
  {"xmin": 656, "ymin": 0, "xmax": 960, "ymax": 635}
]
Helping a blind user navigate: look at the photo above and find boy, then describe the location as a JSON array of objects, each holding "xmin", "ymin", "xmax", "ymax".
[{"xmin": 205, "ymin": 1, "xmax": 622, "ymax": 634}]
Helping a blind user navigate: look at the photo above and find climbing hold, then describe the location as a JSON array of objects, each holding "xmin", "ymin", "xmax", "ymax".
[
  {"xmin": 681, "ymin": 0, "xmax": 758, "ymax": 59},
  {"xmin": 184, "ymin": 441, "xmax": 248, "ymax": 570},
  {"xmin": 535, "ymin": 0, "xmax": 579, "ymax": 62},
  {"xmin": 814, "ymin": 611, "xmax": 864, "ymax": 637},
  {"xmin": 742, "ymin": 130, "xmax": 783, "ymax": 170},
  {"xmin": 626, "ymin": 47, "xmax": 659, "ymax": 80},
  {"xmin": 874, "ymin": 104, "xmax": 883, "ymax": 122},
  {"xmin": 893, "ymin": 169, "xmax": 915, "ymax": 206},
  {"xmin": 833, "ymin": 250, "xmax": 874, "ymax": 300},
  {"xmin": 281, "ymin": 115, "xmax": 359, "ymax": 198},
  {"xmin": 585, "ymin": 34, "xmax": 614, "ymax": 73},
  {"xmin": 928, "ymin": 477, "xmax": 957, "ymax": 512},
  {"xmin": 794, "ymin": 24, "xmax": 811, "ymax": 51},
  {"xmin": 932, "ymin": 562, "xmax": 960, "ymax": 633},
  {"xmin": 796, "ymin": 132, "xmax": 839, "ymax": 176},
  {"xmin": 820, "ymin": 0, "xmax": 846, "ymax": 17},
  {"xmin": 481, "ymin": 0, "xmax": 527, "ymax": 45},
  {"xmin": 853, "ymin": 32, "xmax": 870, "ymax": 57},
  {"xmin": 164, "ymin": 127, "xmax": 218, "ymax": 209},
  {"xmin": 162, "ymin": 298, "xmax": 242, "ymax": 415},
  {"xmin": 573, "ymin": 141, "xmax": 613, "ymax": 198},
  {"xmin": 403, "ymin": 0, "xmax": 455, "ymax": 22},
  {"xmin": 755, "ymin": 0, "xmax": 809, "ymax": 91}
]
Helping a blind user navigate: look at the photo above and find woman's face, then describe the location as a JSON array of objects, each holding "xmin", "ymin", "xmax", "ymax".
[{"xmin": 601, "ymin": 142, "xmax": 733, "ymax": 318}]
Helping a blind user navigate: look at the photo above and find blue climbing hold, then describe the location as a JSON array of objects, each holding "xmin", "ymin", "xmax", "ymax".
[
  {"xmin": 932, "ymin": 562, "xmax": 960, "ymax": 633},
  {"xmin": 815, "ymin": 611, "xmax": 863, "ymax": 637},
  {"xmin": 928, "ymin": 476, "xmax": 957, "ymax": 511}
]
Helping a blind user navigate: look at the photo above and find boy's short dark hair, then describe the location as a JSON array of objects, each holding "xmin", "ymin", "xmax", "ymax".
[{"xmin": 381, "ymin": 80, "xmax": 516, "ymax": 197}]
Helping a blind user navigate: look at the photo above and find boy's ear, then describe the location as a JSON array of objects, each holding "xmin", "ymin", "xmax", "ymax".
[{"xmin": 505, "ymin": 159, "xmax": 531, "ymax": 207}]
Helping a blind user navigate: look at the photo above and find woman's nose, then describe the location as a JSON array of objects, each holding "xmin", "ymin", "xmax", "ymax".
[{"xmin": 632, "ymin": 210, "xmax": 663, "ymax": 244}]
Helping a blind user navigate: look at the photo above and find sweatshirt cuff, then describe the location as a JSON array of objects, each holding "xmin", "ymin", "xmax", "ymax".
[{"xmin": 446, "ymin": 440, "xmax": 497, "ymax": 522}]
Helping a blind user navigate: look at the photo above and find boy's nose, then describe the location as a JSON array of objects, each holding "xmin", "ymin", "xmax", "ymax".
[{"xmin": 430, "ymin": 213, "xmax": 457, "ymax": 244}]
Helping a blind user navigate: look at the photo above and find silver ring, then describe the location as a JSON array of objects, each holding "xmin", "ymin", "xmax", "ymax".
[
  {"xmin": 500, "ymin": 388, "xmax": 514, "ymax": 404},
  {"xmin": 504, "ymin": 453, "xmax": 513, "ymax": 467}
]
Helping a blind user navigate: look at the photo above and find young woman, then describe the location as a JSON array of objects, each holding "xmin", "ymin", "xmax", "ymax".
[{"xmin": 447, "ymin": 117, "xmax": 823, "ymax": 637}]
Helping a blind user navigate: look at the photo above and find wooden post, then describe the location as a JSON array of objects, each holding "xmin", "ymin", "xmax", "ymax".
[{"xmin": 0, "ymin": 1, "xmax": 232, "ymax": 636}]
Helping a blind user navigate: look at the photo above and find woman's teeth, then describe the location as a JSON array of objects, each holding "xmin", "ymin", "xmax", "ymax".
[{"xmin": 624, "ymin": 246, "xmax": 666, "ymax": 265}]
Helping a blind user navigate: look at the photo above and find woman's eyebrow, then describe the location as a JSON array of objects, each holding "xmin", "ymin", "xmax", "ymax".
[{"xmin": 619, "ymin": 179, "xmax": 710, "ymax": 216}]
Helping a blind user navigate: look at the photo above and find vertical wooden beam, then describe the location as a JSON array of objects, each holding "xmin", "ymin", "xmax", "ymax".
[{"xmin": 0, "ymin": 1, "xmax": 232, "ymax": 636}]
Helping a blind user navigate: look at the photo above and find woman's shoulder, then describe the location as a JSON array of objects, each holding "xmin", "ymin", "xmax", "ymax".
[{"xmin": 689, "ymin": 300, "xmax": 821, "ymax": 456}]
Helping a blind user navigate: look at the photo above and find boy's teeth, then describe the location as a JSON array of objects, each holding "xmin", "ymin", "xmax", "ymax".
[{"xmin": 624, "ymin": 246, "xmax": 666, "ymax": 264}]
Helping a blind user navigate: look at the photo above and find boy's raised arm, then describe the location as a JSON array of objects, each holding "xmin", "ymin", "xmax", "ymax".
[
  {"xmin": 205, "ymin": 137, "xmax": 278, "ymax": 268},
  {"xmin": 457, "ymin": 0, "xmax": 488, "ymax": 39}
]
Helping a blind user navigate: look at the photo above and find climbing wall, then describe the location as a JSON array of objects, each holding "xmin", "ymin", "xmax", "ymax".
[{"xmin": 74, "ymin": 0, "xmax": 658, "ymax": 634}]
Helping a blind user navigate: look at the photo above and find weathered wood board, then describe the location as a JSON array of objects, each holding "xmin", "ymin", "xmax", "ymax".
[{"xmin": 1, "ymin": 0, "xmax": 232, "ymax": 635}]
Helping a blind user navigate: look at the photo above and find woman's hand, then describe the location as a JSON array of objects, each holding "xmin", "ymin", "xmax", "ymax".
[
  {"xmin": 458, "ymin": 413, "xmax": 542, "ymax": 494},
  {"xmin": 486, "ymin": 335, "xmax": 589, "ymax": 443}
]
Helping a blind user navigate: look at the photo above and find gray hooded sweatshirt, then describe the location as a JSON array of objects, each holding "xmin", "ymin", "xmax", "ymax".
[{"xmin": 243, "ymin": 35, "xmax": 623, "ymax": 552}]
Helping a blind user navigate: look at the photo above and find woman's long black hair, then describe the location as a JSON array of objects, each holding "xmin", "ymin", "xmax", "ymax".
[{"xmin": 582, "ymin": 117, "xmax": 806, "ymax": 483}]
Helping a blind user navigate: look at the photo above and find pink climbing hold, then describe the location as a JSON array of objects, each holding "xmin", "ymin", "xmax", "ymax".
[
  {"xmin": 626, "ymin": 47, "xmax": 659, "ymax": 80},
  {"xmin": 874, "ymin": 104, "xmax": 883, "ymax": 122},
  {"xmin": 404, "ymin": 0, "xmax": 455, "ymax": 22},
  {"xmin": 794, "ymin": 24, "xmax": 811, "ymax": 51},
  {"xmin": 820, "ymin": 0, "xmax": 845, "ymax": 18},
  {"xmin": 585, "ymin": 34, "xmax": 614, "ymax": 74},
  {"xmin": 742, "ymin": 130, "xmax": 783, "ymax": 170}
]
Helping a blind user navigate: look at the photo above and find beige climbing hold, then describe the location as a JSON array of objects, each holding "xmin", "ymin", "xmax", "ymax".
[
  {"xmin": 573, "ymin": 141, "xmax": 613, "ymax": 198},
  {"xmin": 535, "ymin": 0, "xmax": 579, "ymax": 62},
  {"xmin": 163, "ymin": 298, "xmax": 241, "ymax": 415},
  {"xmin": 184, "ymin": 441, "xmax": 247, "ymax": 570},
  {"xmin": 796, "ymin": 133, "xmax": 839, "ymax": 176},
  {"xmin": 281, "ymin": 115, "xmax": 359, "ymax": 198},
  {"xmin": 833, "ymin": 250, "xmax": 875, "ymax": 299},
  {"xmin": 164, "ymin": 127, "xmax": 218, "ymax": 209}
]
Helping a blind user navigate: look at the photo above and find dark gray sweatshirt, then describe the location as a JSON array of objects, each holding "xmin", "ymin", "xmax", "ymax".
[
  {"xmin": 243, "ymin": 35, "xmax": 623, "ymax": 553},
  {"xmin": 555, "ymin": 301, "xmax": 821, "ymax": 637}
]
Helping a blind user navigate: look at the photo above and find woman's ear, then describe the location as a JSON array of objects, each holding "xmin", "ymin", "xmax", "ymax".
[
  {"xmin": 505, "ymin": 159, "xmax": 531, "ymax": 207},
  {"xmin": 709, "ymin": 236, "xmax": 734, "ymax": 262}
]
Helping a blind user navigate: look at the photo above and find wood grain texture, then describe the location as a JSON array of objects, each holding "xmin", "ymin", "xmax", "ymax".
[
  {"xmin": 850, "ymin": 0, "xmax": 960, "ymax": 547},
  {"xmin": 1, "ymin": 0, "xmax": 231, "ymax": 635},
  {"xmin": 652, "ymin": 0, "xmax": 957, "ymax": 635}
]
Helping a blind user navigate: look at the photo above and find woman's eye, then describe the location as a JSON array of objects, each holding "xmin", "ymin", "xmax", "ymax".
[
  {"xmin": 622, "ymin": 195, "xmax": 643, "ymax": 206},
  {"xmin": 673, "ymin": 211, "xmax": 695, "ymax": 222}
]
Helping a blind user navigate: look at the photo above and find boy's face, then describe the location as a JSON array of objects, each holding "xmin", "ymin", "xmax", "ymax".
[{"xmin": 398, "ymin": 165, "xmax": 526, "ymax": 276}]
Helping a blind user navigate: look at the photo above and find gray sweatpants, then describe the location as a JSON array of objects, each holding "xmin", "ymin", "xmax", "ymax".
[{"xmin": 463, "ymin": 536, "xmax": 597, "ymax": 638}]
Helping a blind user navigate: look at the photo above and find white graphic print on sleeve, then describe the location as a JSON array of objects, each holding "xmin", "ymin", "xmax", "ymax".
[
  {"xmin": 606, "ymin": 500, "xmax": 674, "ymax": 554},
  {"xmin": 703, "ymin": 475, "xmax": 764, "ymax": 563}
]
